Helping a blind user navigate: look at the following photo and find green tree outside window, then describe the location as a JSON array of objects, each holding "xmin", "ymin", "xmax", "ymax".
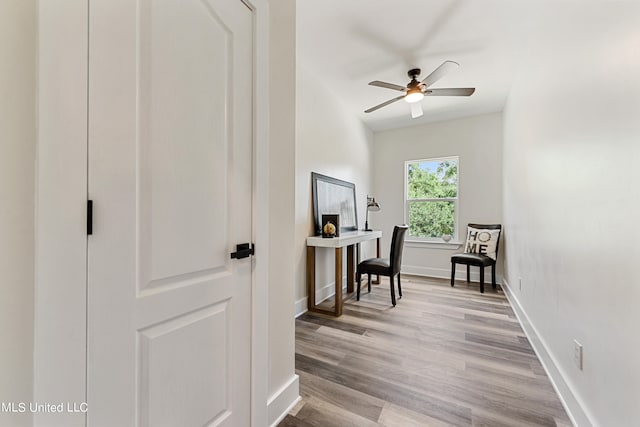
[{"xmin": 406, "ymin": 159, "xmax": 458, "ymax": 239}]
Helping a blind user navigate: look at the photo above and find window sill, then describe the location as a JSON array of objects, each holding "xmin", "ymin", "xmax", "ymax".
[{"xmin": 405, "ymin": 240, "xmax": 464, "ymax": 250}]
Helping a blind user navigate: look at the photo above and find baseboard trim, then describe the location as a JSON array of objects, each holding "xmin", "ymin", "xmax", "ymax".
[
  {"xmin": 502, "ymin": 279, "xmax": 592, "ymax": 427},
  {"xmin": 294, "ymin": 297, "xmax": 307, "ymax": 318},
  {"xmin": 267, "ymin": 374, "xmax": 300, "ymax": 427},
  {"xmin": 402, "ymin": 264, "xmax": 503, "ymax": 284}
]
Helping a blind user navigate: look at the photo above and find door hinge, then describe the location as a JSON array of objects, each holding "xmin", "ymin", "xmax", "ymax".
[
  {"xmin": 87, "ymin": 200, "xmax": 93, "ymax": 235},
  {"xmin": 230, "ymin": 243, "xmax": 254, "ymax": 259}
]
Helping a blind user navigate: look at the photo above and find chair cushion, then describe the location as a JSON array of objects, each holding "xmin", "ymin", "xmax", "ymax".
[
  {"xmin": 357, "ymin": 257, "xmax": 391, "ymax": 275},
  {"xmin": 464, "ymin": 226, "xmax": 500, "ymax": 260},
  {"xmin": 451, "ymin": 253, "xmax": 495, "ymax": 266}
]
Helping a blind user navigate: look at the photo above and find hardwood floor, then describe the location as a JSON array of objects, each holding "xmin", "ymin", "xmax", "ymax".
[{"xmin": 280, "ymin": 275, "xmax": 572, "ymax": 427}]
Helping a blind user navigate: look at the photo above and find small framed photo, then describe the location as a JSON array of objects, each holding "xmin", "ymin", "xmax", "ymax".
[{"xmin": 321, "ymin": 214, "xmax": 340, "ymax": 238}]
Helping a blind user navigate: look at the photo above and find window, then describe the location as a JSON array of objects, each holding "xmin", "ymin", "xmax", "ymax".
[{"xmin": 405, "ymin": 157, "xmax": 458, "ymax": 241}]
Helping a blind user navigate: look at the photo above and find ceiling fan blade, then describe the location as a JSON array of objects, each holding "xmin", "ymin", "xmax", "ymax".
[
  {"xmin": 411, "ymin": 102, "xmax": 423, "ymax": 119},
  {"xmin": 364, "ymin": 95, "xmax": 405, "ymax": 113},
  {"xmin": 425, "ymin": 88, "xmax": 475, "ymax": 96},
  {"xmin": 421, "ymin": 60, "xmax": 459, "ymax": 88},
  {"xmin": 368, "ymin": 81, "xmax": 407, "ymax": 92}
]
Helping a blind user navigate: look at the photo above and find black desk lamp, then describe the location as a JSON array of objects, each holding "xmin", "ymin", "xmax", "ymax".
[{"xmin": 364, "ymin": 195, "xmax": 381, "ymax": 231}]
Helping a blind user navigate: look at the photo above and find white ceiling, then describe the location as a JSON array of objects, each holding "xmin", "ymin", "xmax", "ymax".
[{"xmin": 296, "ymin": 0, "xmax": 539, "ymax": 132}]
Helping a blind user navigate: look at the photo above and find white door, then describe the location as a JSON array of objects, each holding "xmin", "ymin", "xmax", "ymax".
[{"xmin": 87, "ymin": 1, "xmax": 253, "ymax": 426}]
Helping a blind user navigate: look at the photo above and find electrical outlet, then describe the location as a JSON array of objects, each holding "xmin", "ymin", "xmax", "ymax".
[
  {"xmin": 573, "ymin": 340, "xmax": 583, "ymax": 370},
  {"xmin": 519, "ymin": 277, "xmax": 522, "ymax": 290}
]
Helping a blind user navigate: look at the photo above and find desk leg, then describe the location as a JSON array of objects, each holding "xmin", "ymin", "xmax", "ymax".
[
  {"xmin": 355, "ymin": 243, "xmax": 361, "ymax": 295},
  {"xmin": 306, "ymin": 246, "xmax": 316, "ymax": 311},
  {"xmin": 373, "ymin": 237, "xmax": 381, "ymax": 284},
  {"xmin": 347, "ymin": 244, "xmax": 355, "ymax": 293},
  {"xmin": 307, "ymin": 245, "xmax": 345, "ymax": 317},
  {"xmin": 334, "ymin": 247, "xmax": 343, "ymax": 316}
]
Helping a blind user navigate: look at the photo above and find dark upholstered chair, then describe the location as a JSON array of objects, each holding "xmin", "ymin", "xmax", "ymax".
[
  {"xmin": 451, "ymin": 224, "xmax": 502, "ymax": 293},
  {"xmin": 356, "ymin": 225, "xmax": 408, "ymax": 306}
]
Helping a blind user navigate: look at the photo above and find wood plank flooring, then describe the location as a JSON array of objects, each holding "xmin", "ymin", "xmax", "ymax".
[{"xmin": 279, "ymin": 275, "xmax": 572, "ymax": 427}]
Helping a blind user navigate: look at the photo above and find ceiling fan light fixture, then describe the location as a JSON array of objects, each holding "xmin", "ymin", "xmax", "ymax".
[
  {"xmin": 404, "ymin": 88, "xmax": 424, "ymax": 103},
  {"xmin": 364, "ymin": 62, "xmax": 475, "ymax": 115}
]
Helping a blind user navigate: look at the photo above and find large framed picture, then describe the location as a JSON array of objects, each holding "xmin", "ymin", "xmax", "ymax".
[{"xmin": 311, "ymin": 172, "xmax": 358, "ymax": 235}]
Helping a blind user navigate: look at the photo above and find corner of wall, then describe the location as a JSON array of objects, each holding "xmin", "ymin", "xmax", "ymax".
[
  {"xmin": 268, "ymin": 0, "xmax": 299, "ymax": 423},
  {"xmin": 267, "ymin": 374, "xmax": 300, "ymax": 427}
]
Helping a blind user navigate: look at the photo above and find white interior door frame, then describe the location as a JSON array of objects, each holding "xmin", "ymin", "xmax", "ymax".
[
  {"xmin": 246, "ymin": 0, "xmax": 271, "ymax": 425},
  {"xmin": 34, "ymin": 1, "xmax": 271, "ymax": 426}
]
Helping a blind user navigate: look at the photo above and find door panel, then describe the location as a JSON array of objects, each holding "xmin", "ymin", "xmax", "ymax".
[
  {"xmin": 88, "ymin": 0, "xmax": 253, "ymax": 425},
  {"xmin": 139, "ymin": 303, "xmax": 229, "ymax": 427},
  {"xmin": 138, "ymin": 0, "xmax": 231, "ymax": 287}
]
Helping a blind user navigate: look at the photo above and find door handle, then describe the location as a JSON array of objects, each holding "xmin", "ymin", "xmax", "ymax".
[{"xmin": 230, "ymin": 243, "xmax": 255, "ymax": 259}]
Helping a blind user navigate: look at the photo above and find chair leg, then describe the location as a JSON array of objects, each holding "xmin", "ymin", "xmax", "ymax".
[
  {"xmin": 491, "ymin": 264, "xmax": 497, "ymax": 289},
  {"xmin": 451, "ymin": 262, "xmax": 456, "ymax": 287},
  {"xmin": 367, "ymin": 274, "xmax": 372, "ymax": 293},
  {"xmin": 356, "ymin": 271, "xmax": 361, "ymax": 300},
  {"xmin": 466, "ymin": 265, "xmax": 470, "ymax": 282},
  {"xmin": 480, "ymin": 266, "xmax": 485, "ymax": 293},
  {"xmin": 390, "ymin": 274, "xmax": 396, "ymax": 306},
  {"xmin": 397, "ymin": 273, "xmax": 402, "ymax": 298}
]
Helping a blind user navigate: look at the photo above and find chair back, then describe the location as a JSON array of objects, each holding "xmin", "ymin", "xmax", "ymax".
[
  {"xmin": 389, "ymin": 225, "xmax": 409, "ymax": 275},
  {"xmin": 468, "ymin": 223, "xmax": 502, "ymax": 258}
]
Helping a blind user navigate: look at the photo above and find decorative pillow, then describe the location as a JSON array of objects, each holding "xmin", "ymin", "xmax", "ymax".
[{"xmin": 464, "ymin": 227, "xmax": 500, "ymax": 260}]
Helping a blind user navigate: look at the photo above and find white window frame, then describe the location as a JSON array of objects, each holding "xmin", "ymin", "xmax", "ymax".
[{"xmin": 404, "ymin": 156, "xmax": 460, "ymax": 243}]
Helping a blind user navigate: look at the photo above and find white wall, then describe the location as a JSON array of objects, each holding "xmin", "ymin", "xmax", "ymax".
[
  {"xmin": 0, "ymin": 2, "xmax": 36, "ymax": 426},
  {"xmin": 267, "ymin": 0, "xmax": 299, "ymax": 424},
  {"xmin": 294, "ymin": 64, "xmax": 376, "ymax": 315},
  {"xmin": 373, "ymin": 114, "xmax": 503, "ymax": 281},
  {"xmin": 502, "ymin": 2, "xmax": 640, "ymax": 426}
]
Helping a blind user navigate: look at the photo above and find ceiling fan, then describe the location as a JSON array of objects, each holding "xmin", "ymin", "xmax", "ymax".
[{"xmin": 364, "ymin": 61, "xmax": 475, "ymax": 119}]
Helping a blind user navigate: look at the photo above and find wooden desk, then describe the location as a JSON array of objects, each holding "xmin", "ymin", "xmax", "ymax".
[{"xmin": 306, "ymin": 230, "xmax": 382, "ymax": 316}]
